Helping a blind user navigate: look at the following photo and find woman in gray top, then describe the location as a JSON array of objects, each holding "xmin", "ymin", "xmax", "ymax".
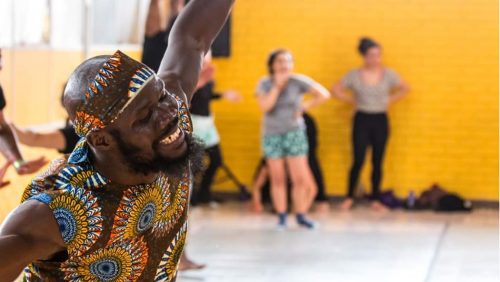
[
  {"xmin": 332, "ymin": 38, "xmax": 409, "ymax": 211},
  {"xmin": 256, "ymin": 49, "xmax": 329, "ymax": 229}
]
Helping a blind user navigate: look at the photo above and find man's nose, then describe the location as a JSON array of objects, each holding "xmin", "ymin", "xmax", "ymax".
[{"xmin": 156, "ymin": 97, "xmax": 178, "ymax": 127}]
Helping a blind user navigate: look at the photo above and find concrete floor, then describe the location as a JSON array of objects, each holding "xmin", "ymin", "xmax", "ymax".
[{"xmin": 178, "ymin": 204, "xmax": 499, "ymax": 282}]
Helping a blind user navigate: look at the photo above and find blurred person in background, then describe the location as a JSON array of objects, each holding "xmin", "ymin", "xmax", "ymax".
[
  {"xmin": 12, "ymin": 87, "xmax": 79, "ymax": 155},
  {"xmin": 256, "ymin": 49, "xmax": 330, "ymax": 229},
  {"xmin": 0, "ymin": 48, "xmax": 47, "ymax": 178},
  {"xmin": 251, "ymin": 112, "xmax": 330, "ymax": 213},
  {"xmin": 142, "ymin": 0, "xmax": 183, "ymax": 72},
  {"xmin": 331, "ymin": 37, "xmax": 409, "ymax": 211},
  {"xmin": 191, "ymin": 51, "xmax": 241, "ymax": 206}
]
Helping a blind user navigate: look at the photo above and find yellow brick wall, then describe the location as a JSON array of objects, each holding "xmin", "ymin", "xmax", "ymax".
[{"xmin": 210, "ymin": 0, "xmax": 499, "ymax": 200}]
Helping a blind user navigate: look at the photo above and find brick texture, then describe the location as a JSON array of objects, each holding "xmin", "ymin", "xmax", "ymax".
[{"xmin": 210, "ymin": 0, "xmax": 499, "ymax": 200}]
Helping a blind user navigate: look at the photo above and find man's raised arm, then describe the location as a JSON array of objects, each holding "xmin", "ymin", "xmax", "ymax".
[{"xmin": 158, "ymin": 0, "xmax": 235, "ymax": 102}]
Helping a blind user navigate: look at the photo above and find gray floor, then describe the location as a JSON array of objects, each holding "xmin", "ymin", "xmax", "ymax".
[{"xmin": 178, "ymin": 204, "xmax": 499, "ymax": 282}]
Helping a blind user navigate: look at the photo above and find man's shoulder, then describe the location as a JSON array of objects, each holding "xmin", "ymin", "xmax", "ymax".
[
  {"xmin": 21, "ymin": 156, "xmax": 70, "ymax": 202},
  {"xmin": 0, "ymin": 198, "xmax": 66, "ymax": 258}
]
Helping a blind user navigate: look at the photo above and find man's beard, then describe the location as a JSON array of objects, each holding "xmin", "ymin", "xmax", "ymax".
[{"xmin": 109, "ymin": 129, "xmax": 204, "ymax": 178}]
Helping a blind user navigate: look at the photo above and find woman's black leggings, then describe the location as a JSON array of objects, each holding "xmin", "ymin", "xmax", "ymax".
[
  {"xmin": 194, "ymin": 144, "xmax": 223, "ymax": 204},
  {"xmin": 348, "ymin": 112, "xmax": 389, "ymax": 200}
]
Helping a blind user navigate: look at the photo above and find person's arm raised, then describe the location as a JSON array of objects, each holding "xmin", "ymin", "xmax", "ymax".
[
  {"xmin": 158, "ymin": 0, "xmax": 235, "ymax": 102},
  {"xmin": 0, "ymin": 201, "xmax": 65, "ymax": 281},
  {"xmin": 169, "ymin": 0, "xmax": 183, "ymax": 16},
  {"xmin": 0, "ymin": 112, "xmax": 48, "ymax": 175},
  {"xmin": 11, "ymin": 124, "xmax": 66, "ymax": 151},
  {"xmin": 144, "ymin": 0, "xmax": 165, "ymax": 37}
]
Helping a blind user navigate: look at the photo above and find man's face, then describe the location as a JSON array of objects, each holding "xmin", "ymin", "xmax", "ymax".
[
  {"xmin": 105, "ymin": 76, "xmax": 193, "ymax": 175},
  {"xmin": 0, "ymin": 49, "xmax": 3, "ymax": 71}
]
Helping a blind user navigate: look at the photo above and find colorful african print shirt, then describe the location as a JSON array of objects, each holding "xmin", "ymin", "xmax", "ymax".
[{"xmin": 20, "ymin": 156, "xmax": 190, "ymax": 282}]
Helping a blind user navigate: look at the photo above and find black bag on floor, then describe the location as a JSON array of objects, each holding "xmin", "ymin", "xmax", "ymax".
[
  {"xmin": 436, "ymin": 193, "xmax": 473, "ymax": 212},
  {"xmin": 415, "ymin": 184, "xmax": 472, "ymax": 212},
  {"xmin": 379, "ymin": 190, "xmax": 403, "ymax": 209}
]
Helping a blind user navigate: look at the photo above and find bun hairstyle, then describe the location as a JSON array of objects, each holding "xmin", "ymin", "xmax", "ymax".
[
  {"xmin": 267, "ymin": 49, "xmax": 290, "ymax": 75},
  {"xmin": 358, "ymin": 37, "xmax": 380, "ymax": 56}
]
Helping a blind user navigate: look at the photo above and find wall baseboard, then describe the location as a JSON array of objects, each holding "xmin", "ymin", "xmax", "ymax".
[{"xmin": 211, "ymin": 192, "xmax": 499, "ymax": 210}]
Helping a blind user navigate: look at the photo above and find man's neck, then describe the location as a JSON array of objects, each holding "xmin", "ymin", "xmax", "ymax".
[{"xmin": 90, "ymin": 151, "xmax": 157, "ymax": 186}]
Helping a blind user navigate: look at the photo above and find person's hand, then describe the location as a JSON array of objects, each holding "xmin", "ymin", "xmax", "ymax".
[
  {"xmin": 296, "ymin": 102, "xmax": 310, "ymax": 118},
  {"xmin": 273, "ymin": 72, "xmax": 290, "ymax": 89},
  {"xmin": 295, "ymin": 107, "xmax": 305, "ymax": 119},
  {"xmin": 0, "ymin": 161, "xmax": 12, "ymax": 189},
  {"xmin": 15, "ymin": 156, "xmax": 48, "ymax": 175},
  {"xmin": 222, "ymin": 90, "xmax": 242, "ymax": 103}
]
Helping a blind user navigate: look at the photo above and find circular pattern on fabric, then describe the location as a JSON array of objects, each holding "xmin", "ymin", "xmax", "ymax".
[
  {"xmin": 89, "ymin": 258, "xmax": 120, "ymax": 281},
  {"xmin": 137, "ymin": 202, "xmax": 156, "ymax": 233},
  {"xmin": 61, "ymin": 238, "xmax": 148, "ymax": 282},
  {"xmin": 53, "ymin": 208, "xmax": 78, "ymax": 242},
  {"xmin": 48, "ymin": 186, "xmax": 103, "ymax": 256},
  {"xmin": 110, "ymin": 181, "xmax": 167, "ymax": 242},
  {"xmin": 154, "ymin": 222, "xmax": 188, "ymax": 282}
]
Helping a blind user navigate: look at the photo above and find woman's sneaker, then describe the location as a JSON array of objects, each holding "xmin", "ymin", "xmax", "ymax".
[{"xmin": 296, "ymin": 214, "xmax": 318, "ymax": 230}]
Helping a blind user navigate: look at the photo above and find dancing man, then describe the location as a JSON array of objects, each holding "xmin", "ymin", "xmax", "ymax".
[{"xmin": 0, "ymin": 0, "xmax": 234, "ymax": 281}]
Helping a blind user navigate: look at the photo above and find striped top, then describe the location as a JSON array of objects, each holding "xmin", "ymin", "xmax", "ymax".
[{"xmin": 342, "ymin": 68, "xmax": 400, "ymax": 113}]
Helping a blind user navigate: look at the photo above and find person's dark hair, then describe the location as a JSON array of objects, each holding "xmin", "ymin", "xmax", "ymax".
[
  {"xmin": 358, "ymin": 37, "xmax": 380, "ymax": 56},
  {"xmin": 267, "ymin": 49, "xmax": 290, "ymax": 75}
]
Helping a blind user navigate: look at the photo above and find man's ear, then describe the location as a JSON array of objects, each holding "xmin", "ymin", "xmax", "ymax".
[{"xmin": 86, "ymin": 130, "xmax": 115, "ymax": 151}]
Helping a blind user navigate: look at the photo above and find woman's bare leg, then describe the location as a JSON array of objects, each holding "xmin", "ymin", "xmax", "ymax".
[
  {"xmin": 251, "ymin": 164, "xmax": 268, "ymax": 213},
  {"xmin": 267, "ymin": 158, "xmax": 287, "ymax": 214},
  {"xmin": 287, "ymin": 156, "xmax": 318, "ymax": 229}
]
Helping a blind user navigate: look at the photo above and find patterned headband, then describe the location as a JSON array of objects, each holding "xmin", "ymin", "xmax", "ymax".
[
  {"xmin": 68, "ymin": 50, "xmax": 154, "ymax": 164},
  {"xmin": 73, "ymin": 50, "xmax": 155, "ymax": 137}
]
